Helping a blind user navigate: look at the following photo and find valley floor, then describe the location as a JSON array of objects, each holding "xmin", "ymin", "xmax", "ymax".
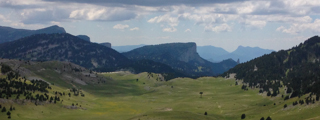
[{"xmin": 1, "ymin": 72, "xmax": 320, "ymax": 120}]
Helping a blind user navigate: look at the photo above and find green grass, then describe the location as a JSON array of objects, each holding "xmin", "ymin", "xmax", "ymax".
[{"xmin": 1, "ymin": 72, "xmax": 320, "ymax": 120}]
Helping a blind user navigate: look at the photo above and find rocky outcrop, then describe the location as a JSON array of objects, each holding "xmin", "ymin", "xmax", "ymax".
[
  {"xmin": 178, "ymin": 43, "xmax": 205, "ymax": 64},
  {"xmin": 76, "ymin": 35, "xmax": 90, "ymax": 42},
  {"xmin": 100, "ymin": 42, "xmax": 112, "ymax": 48}
]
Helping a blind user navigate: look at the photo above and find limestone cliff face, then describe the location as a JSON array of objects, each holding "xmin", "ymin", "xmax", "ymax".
[
  {"xmin": 76, "ymin": 35, "xmax": 90, "ymax": 42},
  {"xmin": 100, "ymin": 42, "xmax": 112, "ymax": 48},
  {"xmin": 178, "ymin": 43, "xmax": 205, "ymax": 64}
]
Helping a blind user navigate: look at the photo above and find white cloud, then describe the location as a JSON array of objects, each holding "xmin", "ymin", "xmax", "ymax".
[
  {"xmin": 276, "ymin": 19, "xmax": 320, "ymax": 34},
  {"xmin": 148, "ymin": 14, "xmax": 179, "ymax": 27},
  {"xmin": 130, "ymin": 27, "xmax": 139, "ymax": 31},
  {"xmin": 69, "ymin": 7, "xmax": 136, "ymax": 21},
  {"xmin": 184, "ymin": 29, "xmax": 191, "ymax": 32},
  {"xmin": 205, "ymin": 24, "xmax": 232, "ymax": 32},
  {"xmin": 162, "ymin": 27, "xmax": 177, "ymax": 32},
  {"xmin": 0, "ymin": 0, "xmax": 320, "ymax": 34},
  {"xmin": 113, "ymin": 24, "xmax": 129, "ymax": 30}
]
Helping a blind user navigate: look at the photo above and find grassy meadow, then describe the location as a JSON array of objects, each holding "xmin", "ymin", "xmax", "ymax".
[{"xmin": 1, "ymin": 72, "xmax": 320, "ymax": 120}]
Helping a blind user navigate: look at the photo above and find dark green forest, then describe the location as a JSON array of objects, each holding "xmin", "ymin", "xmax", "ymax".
[{"xmin": 224, "ymin": 36, "xmax": 320, "ymax": 99}]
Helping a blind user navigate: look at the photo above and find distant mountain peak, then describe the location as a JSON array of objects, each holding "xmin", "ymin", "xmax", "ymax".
[
  {"xmin": 36, "ymin": 25, "xmax": 66, "ymax": 33},
  {"xmin": 0, "ymin": 25, "xmax": 66, "ymax": 43}
]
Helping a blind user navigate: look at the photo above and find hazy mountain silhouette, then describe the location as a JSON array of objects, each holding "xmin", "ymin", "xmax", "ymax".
[
  {"xmin": 112, "ymin": 44, "xmax": 146, "ymax": 53},
  {"xmin": 199, "ymin": 45, "xmax": 274, "ymax": 63},
  {"xmin": 0, "ymin": 25, "xmax": 66, "ymax": 43},
  {"xmin": 113, "ymin": 44, "xmax": 274, "ymax": 63}
]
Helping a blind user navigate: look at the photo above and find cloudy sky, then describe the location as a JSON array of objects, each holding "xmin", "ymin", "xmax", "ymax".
[{"xmin": 0, "ymin": 0, "xmax": 320, "ymax": 52}]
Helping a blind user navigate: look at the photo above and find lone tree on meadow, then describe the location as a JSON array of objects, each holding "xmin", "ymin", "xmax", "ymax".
[{"xmin": 200, "ymin": 92, "xmax": 203, "ymax": 98}]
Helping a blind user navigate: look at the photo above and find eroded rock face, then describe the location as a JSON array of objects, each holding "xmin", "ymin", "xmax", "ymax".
[
  {"xmin": 76, "ymin": 35, "xmax": 90, "ymax": 42},
  {"xmin": 100, "ymin": 42, "xmax": 112, "ymax": 48},
  {"xmin": 178, "ymin": 43, "xmax": 205, "ymax": 64}
]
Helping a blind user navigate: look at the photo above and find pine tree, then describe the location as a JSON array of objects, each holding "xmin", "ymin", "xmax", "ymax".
[
  {"xmin": 1, "ymin": 107, "xmax": 6, "ymax": 112},
  {"xmin": 7, "ymin": 111, "xmax": 11, "ymax": 116},
  {"xmin": 266, "ymin": 116, "xmax": 272, "ymax": 120}
]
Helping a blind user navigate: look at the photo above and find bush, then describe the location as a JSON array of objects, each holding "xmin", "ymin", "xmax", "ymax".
[
  {"xmin": 284, "ymin": 104, "xmax": 287, "ymax": 108},
  {"xmin": 7, "ymin": 111, "xmax": 11, "ymax": 116},
  {"xmin": 241, "ymin": 114, "xmax": 246, "ymax": 119},
  {"xmin": 260, "ymin": 117, "xmax": 264, "ymax": 120}
]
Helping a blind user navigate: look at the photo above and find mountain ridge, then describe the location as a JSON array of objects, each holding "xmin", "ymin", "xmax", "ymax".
[
  {"xmin": 0, "ymin": 25, "xmax": 66, "ymax": 43},
  {"xmin": 224, "ymin": 35, "xmax": 320, "ymax": 98},
  {"xmin": 123, "ymin": 42, "xmax": 237, "ymax": 76}
]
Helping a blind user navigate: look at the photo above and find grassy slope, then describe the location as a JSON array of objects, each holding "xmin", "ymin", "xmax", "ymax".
[{"xmin": 1, "ymin": 72, "xmax": 320, "ymax": 120}]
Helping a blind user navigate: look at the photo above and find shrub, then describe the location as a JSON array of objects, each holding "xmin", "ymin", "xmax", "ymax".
[{"xmin": 241, "ymin": 114, "xmax": 246, "ymax": 119}]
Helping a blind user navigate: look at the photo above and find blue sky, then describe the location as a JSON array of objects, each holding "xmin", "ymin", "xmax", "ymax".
[{"xmin": 0, "ymin": 0, "xmax": 319, "ymax": 52}]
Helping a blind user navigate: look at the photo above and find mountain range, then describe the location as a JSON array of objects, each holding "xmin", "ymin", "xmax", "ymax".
[
  {"xmin": 0, "ymin": 32, "xmax": 188, "ymax": 79},
  {"xmin": 0, "ymin": 33, "xmax": 129, "ymax": 71},
  {"xmin": 0, "ymin": 25, "xmax": 91, "ymax": 43},
  {"xmin": 112, "ymin": 44, "xmax": 274, "ymax": 63},
  {"xmin": 211, "ymin": 46, "xmax": 274, "ymax": 63}
]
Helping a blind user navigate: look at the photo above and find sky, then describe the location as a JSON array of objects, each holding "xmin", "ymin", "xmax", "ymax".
[{"xmin": 0, "ymin": 0, "xmax": 320, "ymax": 52}]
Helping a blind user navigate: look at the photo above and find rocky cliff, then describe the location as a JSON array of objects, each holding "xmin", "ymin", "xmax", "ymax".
[
  {"xmin": 100, "ymin": 42, "xmax": 112, "ymax": 48},
  {"xmin": 76, "ymin": 35, "xmax": 90, "ymax": 42},
  {"xmin": 178, "ymin": 43, "xmax": 205, "ymax": 64}
]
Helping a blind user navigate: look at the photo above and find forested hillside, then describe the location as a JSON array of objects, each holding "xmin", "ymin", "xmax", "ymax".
[
  {"xmin": 224, "ymin": 36, "xmax": 320, "ymax": 98},
  {"xmin": 0, "ymin": 33, "xmax": 130, "ymax": 71}
]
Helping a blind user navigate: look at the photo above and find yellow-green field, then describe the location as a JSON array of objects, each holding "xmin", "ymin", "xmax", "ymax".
[{"xmin": 1, "ymin": 72, "xmax": 320, "ymax": 120}]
